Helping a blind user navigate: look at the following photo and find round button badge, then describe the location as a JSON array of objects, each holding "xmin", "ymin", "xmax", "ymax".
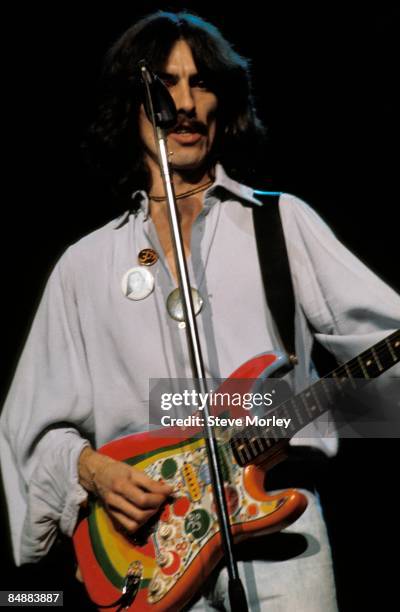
[
  {"xmin": 138, "ymin": 248, "xmax": 159, "ymax": 266},
  {"xmin": 122, "ymin": 267, "xmax": 155, "ymax": 301}
]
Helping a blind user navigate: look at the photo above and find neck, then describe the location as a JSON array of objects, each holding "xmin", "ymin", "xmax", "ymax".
[
  {"xmin": 145, "ymin": 157, "xmax": 215, "ymax": 283},
  {"xmin": 145, "ymin": 155, "xmax": 215, "ymax": 199}
]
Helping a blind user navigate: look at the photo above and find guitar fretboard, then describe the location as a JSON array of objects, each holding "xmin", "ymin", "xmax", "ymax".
[{"xmin": 231, "ymin": 330, "xmax": 400, "ymax": 466}]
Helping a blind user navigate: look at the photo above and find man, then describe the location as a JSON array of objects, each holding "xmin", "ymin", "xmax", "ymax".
[{"xmin": 1, "ymin": 11, "xmax": 399, "ymax": 611}]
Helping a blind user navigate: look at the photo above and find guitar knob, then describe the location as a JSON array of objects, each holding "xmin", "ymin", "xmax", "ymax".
[
  {"xmin": 158, "ymin": 551, "xmax": 181, "ymax": 575},
  {"xmin": 157, "ymin": 552, "xmax": 173, "ymax": 568},
  {"xmin": 158, "ymin": 523, "xmax": 174, "ymax": 540},
  {"xmin": 149, "ymin": 578, "xmax": 162, "ymax": 594}
]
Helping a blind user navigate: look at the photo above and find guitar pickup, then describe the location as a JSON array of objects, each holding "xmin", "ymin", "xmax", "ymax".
[{"xmin": 181, "ymin": 462, "xmax": 201, "ymax": 502}]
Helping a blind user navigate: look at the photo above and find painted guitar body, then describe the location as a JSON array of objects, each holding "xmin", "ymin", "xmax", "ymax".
[{"xmin": 73, "ymin": 351, "xmax": 307, "ymax": 611}]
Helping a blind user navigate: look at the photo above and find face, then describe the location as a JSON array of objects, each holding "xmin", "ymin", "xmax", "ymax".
[{"xmin": 138, "ymin": 39, "xmax": 218, "ymax": 175}]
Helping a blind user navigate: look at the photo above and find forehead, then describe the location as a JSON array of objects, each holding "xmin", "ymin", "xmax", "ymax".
[{"xmin": 163, "ymin": 39, "xmax": 198, "ymax": 75}]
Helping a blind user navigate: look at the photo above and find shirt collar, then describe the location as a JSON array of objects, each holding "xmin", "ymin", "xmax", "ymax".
[
  {"xmin": 112, "ymin": 163, "xmax": 263, "ymax": 229},
  {"xmin": 206, "ymin": 163, "xmax": 263, "ymax": 208}
]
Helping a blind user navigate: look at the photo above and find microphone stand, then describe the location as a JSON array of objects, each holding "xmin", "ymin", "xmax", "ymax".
[{"xmin": 139, "ymin": 61, "xmax": 248, "ymax": 612}]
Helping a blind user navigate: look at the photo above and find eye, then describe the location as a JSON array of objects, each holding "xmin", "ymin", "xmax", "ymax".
[
  {"xmin": 190, "ymin": 75, "xmax": 208, "ymax": 90},
  {"xmin": 160, "ymin": 76, "xmax": 176, "ymax": 89},
  {"xmin": 156, "ymin": 73, "xmax": 177, "ymax": 88}
]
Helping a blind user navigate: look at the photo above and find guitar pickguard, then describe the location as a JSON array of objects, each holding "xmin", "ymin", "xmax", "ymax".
[{"xmin": 87, "ymin": 436, "xmax": 287, "ymax": 605}]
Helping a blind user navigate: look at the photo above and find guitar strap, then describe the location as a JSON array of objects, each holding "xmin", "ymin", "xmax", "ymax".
[{"xmin": 252, "ymin": 191, "xmax": 297, "ymax": 362}]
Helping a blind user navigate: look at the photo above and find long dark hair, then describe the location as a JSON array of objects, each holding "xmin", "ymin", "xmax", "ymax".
[{"xmin": 83, "ymin": 11, "xmax": 266, "ymax": 211}]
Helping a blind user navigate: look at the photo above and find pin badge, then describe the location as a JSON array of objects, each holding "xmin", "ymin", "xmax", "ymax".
[
  {"xmin": 138, "ymin": 248, "xmax": 159, "ymax": 266},
  {"xmin": 166, "ymin": 287, "xmax": 203, "ymax": 321},
  {"xmin": 122, "ymin": 267, "xmax": 155, "ymax": 301}
]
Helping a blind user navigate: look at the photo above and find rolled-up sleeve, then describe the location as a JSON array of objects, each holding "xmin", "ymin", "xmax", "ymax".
[{"xmin": 0, "ymin": 248, "xmax": 93, "ymax": 565}]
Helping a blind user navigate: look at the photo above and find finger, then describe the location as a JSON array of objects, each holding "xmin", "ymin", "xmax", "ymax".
[
  {"xmin": 106, "ymin": 492, "xmax": 157, "ymax": 523},
  {"xmin": 118, "ymin": 483, "xmax": 168, "ymax": 510},
  {"xmin": 109, "ymin": 509, "xmax": 139, "ymax": 533},
  {"xmin": 130, "ymin": 469, "xmax": 174, "ymax": 494}
]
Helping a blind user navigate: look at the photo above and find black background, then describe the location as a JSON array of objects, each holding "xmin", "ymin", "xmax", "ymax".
[{"xmin": 1, "ymin": 3, "xmax": 399, "ymax": 610}]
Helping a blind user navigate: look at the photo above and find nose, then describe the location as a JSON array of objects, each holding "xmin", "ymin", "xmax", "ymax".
[{"xmin": 173, "ymin": 80, "xmax": 195, "ymax": 115}]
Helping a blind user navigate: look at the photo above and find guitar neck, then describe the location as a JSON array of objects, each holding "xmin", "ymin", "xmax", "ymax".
[{"xmin": 231, "ymin": 330, "xmax": 400, "ymax": 466}]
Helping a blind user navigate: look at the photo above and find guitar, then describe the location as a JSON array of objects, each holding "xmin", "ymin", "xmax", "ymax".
[{"xmin": 73, "ymin": 330, "xmax": 400, "ymax": 611}]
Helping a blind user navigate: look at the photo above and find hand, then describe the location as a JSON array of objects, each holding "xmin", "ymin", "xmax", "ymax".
[{"xmin": 78, "ymin": 446, "xmax": 173, "ymax": 534}]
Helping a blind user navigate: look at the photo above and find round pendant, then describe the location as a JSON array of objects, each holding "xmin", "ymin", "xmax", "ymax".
[
  {"xmin": 166, "ymin": 287, "xmax": 203, "ymax": 321},
  {"xmin": 122, "ymin": 267, "xmax": 155, "ymax": 301},
  {"xmin": 138, "ymin": 248, "xmax": 159, "ymax": 266}
]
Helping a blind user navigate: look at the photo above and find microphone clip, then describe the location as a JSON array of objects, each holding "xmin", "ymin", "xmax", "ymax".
[{"xmin": 138, "ymin": 60, "xmax": 177, "ymax": 129}]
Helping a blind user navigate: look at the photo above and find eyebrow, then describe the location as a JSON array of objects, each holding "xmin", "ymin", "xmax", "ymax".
[
  {"xmin": 157, "ymin": 71, "xmax": 178, "ymax": 81},
  {"xmin": 157, "ymin": 71, "xmax": 201, "ymax": 81}
]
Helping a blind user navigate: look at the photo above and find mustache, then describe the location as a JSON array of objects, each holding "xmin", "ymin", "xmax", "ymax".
[{"xmin": 169, "ymin": 117, "xmax": 208, "ymax": 135}]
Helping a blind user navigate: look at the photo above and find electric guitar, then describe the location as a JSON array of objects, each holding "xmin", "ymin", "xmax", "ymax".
[{"xmin": 73, "ymin": 330, "xmax": 399, "ymax": 611}]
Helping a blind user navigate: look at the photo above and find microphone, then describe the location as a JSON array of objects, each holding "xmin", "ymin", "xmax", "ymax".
[{"xmin": 138, "ymin": 60, "xmax": 177, "ymax": 129}]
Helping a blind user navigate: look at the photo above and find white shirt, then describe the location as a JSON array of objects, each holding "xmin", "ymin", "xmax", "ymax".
[{"xmin": 1, "ymin": 164, "xmax": 399, "ymax": 565}]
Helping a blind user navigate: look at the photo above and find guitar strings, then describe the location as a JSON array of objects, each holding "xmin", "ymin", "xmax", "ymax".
[
  {"xmin": 233, "ymin": 335, "xmax": 399, "ymax": 446},
  {"xmin": 196, "ymin": 332, "xmax": 399, "ymax": 457},
  {"xmin": 166, "ymin": 333, "xmax": 400, "ymax": 462}
]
